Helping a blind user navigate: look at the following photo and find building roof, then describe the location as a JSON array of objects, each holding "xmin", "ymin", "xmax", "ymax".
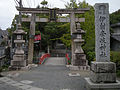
[
  {"xmin": 111, "ymin": 23, "xmax": 120, "ymax": 28},
  {"xmin": 0, "ymin": 29, "xmax": 8, "ymax": 36},
  {"xmin": 111, "ymin": 33, "xmax": 120, "ymax": 42}
]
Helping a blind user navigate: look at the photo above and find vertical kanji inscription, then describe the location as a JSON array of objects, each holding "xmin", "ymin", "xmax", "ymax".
[{"xmin": 95, "ymin": 3, "xmax": 110, "ymax": 62}]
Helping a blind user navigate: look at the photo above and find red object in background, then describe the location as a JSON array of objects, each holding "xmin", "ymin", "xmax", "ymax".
[
  {"xmin": 66, "ymin": 53, "xmax": 70, "ymax": 65},
  {"xmin": 39, "ymin": 54, "xmax": 50, "ymax": 64},
  {"xmin": 66, "ymin": 54, "xmax": 70, "ymax": 61},
  {"xmin": 35, "ymin": 34, "xmax": 41, "ymax": 41}
]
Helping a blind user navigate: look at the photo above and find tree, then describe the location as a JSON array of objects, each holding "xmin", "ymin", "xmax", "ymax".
[
  {"xmin": 59, "ymin": 23, "xmax": 71, "ymax": 48},
  {"xmin": 43, "ymin": 22, "xmax": 69, "ymax": 49},
  {"xmin": 110, "ymin": 9, "xmax": 120, "ymax": 25},
  {"xmin": 110, "ymin": 9, "xmax": 120, "ymax": 76},
  {"xmin": 0, "ymin": 67, "xmax": 2, "ymax": 77},
  {"xmin": 65, "ymin": 0, "xmax": 95, "ymax": 62},
  {"xmin": 40, "ymin": 0, "xmax": 48, "ymax": 8},
  {"xmin": 60, "ymin": 33, "xmax": 71, "ymax": 48},
  {"xmin": 65, "ymin": 0, "xmax": 78, "ymax": 9}
]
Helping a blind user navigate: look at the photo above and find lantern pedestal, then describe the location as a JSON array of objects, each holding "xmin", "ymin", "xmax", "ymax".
[{"xmin": 11, "ymin": 55, "xmax": 26, "ymax": 67}]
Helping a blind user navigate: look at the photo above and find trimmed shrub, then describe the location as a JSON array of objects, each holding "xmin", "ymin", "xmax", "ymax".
[
  {"xmin": 86, "ymin": 51, "xmax": 95, "ymax": 64},
  {"xmin": 110, "ymin": 51, "xmax": 120, "ymax": 76}
]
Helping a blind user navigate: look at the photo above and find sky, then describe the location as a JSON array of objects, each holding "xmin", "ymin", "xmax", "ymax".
[{"xmin": 0, "ymin": 0, "xmax": 120, "ymax": 30}]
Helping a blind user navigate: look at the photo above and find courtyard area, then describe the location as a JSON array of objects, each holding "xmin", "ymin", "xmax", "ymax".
[{"xmin": 0, "ymin": 57, "xmax": 89, "ymax": 90}]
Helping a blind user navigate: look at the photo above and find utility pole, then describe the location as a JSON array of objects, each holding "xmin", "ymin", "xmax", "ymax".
[
  {"xmin": 17, "ymin": 0, "xmax": 22, "ymax": 24},
  {"xmin": 19, "ymin": 0, "xmax": 22, "ymax": 24},
  {"xmin": 15, "ymin": 0, "xmax": 22, "ymax": 30}
]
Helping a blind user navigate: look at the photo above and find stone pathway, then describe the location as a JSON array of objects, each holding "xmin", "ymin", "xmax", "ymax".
[
  {"xmin": 0, "ymin": 77, "xmax": 46, "ymax": 90},
  {"xmin": 44, "ymin": 57, "xmax": 66, "ymax": 65},
  {"xmin": 0, "ymin": 57, "xmax": 90, "ymax": 90},
  {"xmin": 0, "ymin": 79, "xmax": 23, "ymax": 90},
  {"xmin": 2, "ymin": 65, "xmax": 89, "ymax": 90}
]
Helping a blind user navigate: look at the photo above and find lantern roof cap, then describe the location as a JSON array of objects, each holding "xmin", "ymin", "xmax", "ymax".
[
  {"xmin": 73, "ymin": 22, "xmax": 85, "ymax": 34},
  {"xmin": 73, "ymin": 29, "xmax": 85, "ymax": 34},
  {"xmin": 13, "ymin": 23, "xmax": 26, "ymax": 34}
]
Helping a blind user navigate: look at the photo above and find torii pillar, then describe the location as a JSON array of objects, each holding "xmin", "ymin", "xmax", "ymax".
[
  {"xmin": 70, "ymin": 12, "xmax": 76, "ymax": 65},
  {"xmin": 28, "ymin": 13, "xmax": 36, "ymax": 64}
]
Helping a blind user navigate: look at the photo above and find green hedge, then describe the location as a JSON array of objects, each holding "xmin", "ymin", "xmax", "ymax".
[
  {"xmin": 110, "ymin": 51, "xmax": 120, "ymax": 77},
  {"xmin": 86, "ymin": 51, "xmax": 95, "ymax": 64},
  {"xmin": 110, "ymin": 51, "xmax": 120, "ymax": 68},
  {"xmin": 86, "ymin": 51, "xmax": 120, "ymax": 76}
]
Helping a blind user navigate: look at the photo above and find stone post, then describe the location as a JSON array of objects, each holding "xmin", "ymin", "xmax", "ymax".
[
  {"xmin": 85, "ymin": 3, "xmax": 120, "ymax": 90},
  {"xmin": 95, "ymin": 3, "xmax": 110, "ymax": 62}
]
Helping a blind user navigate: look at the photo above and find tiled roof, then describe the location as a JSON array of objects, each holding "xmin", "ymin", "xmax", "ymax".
[
  {"xmin": 111, "ymin": 33, "xmax": 120, "ymax": 41},
  {"xmin": 111, "ymin": 23, "xmax": 120, "ymax": 28}
]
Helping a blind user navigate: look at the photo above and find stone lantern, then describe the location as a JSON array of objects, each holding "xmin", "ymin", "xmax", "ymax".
[
  {"xmin": 70, "ymin": 22, "xmax": 89, "ymax": 70},
  {"xmin": 74, "ymin": 23, "xmax": 85, "ymax": 54},
  {"xmin": 11, "ymin": 23, "xmax": 27, "ymax": 69}
]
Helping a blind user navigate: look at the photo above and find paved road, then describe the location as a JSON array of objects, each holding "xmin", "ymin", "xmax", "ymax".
[
  {"xmin": 44, "ymin": 57, "xmax": 66, "ymax": 65},
  {"xmin": 0, "ymin": 57, "xmax": 89, "ymax": 90},
  {"xmin": 4, "ymin": 66, "xmax": 87, "ymax": 90},
  {"xmin": 0, "ymin": 79, "xmax": 23, "ymax": 90}
]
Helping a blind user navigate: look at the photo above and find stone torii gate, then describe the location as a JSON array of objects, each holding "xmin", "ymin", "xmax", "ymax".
[{"xmin": 16, "ymin": 7, "xmax": 89, "ymax": 67}]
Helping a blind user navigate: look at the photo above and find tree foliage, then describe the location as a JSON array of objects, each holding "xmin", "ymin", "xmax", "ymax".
[
  {"xmin": 65, "ymin": 0, "xmax": 95, "ymax": 62},
  {"xmin": 40, "ymin": 0, "xmax": 48, "ymax": 8},
  {"xmin": 110, "ymin": 9, "xmax": 120, "ymax": 25},
  {"xmin": 65, "ymin": 0, "xmax": 78, "ymax": 9},
  {"xmin": 110, "ymin": 9, "xmax": 120, "ymax": 76},
  {"xmin": 43, "ymin": 22, "xmax": 69, "ymax": 49},
  {"xmin": 60, "ymin": 33, "xmax": 71, "ymax": 48}
]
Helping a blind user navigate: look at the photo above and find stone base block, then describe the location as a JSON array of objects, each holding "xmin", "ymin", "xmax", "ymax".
[
  {"xmin": 91, "ymin": 62, "xmax": 116, "ymax": 73},
  {"xmin": 73, "ymin": 53, "xmax": 87, "ymax": 66},
  {"xmin": 85, "ymin": 78, "xmax": 120, "ymax": 90},
  {"xmin": 13, "ymin": 55, "xmax": 25, "ymax": 61},
  {"xmin": 11, "ymin": 60, "xmax": 26, "ymax": 67},
  {"xmin": 90, "ymin": 71, "xmax": 116, "ymax": 83},
  {"xmin": 68, "ymin": 65, "xmax": 90, "ymax": 71},
  {"xmin": 90, "ymin": 61, "xmax": 116, "ymax": 83}
]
